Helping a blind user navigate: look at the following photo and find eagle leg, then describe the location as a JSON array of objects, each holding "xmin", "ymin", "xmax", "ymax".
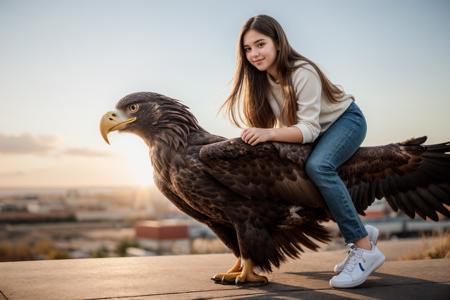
[
  {"xmin": 235, "ymin": 259, "xmax": 268, "ymax": 285},
  {"xmin": 211, "ymin": 258, "xmax": 242, "ymax": 283}
]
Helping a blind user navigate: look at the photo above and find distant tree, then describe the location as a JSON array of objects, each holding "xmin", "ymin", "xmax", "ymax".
[
  {"xmin": 0, "ymin": 240, "xmax": 33, "ymax": 261},
  {"xmin": 115, "ymin": 238, "xmax": 139, "ymax": 256},
  {"xmin": 14, "ymin": 241, "xmax": 33, "ymax": 260},
  {"xmin": 46, "ymin": 249, "xmax": 71, "ymax": 260},
  {"xmin": 32, "ymin": 239, "xmax": 53, "ymax": 256},
  {"xmin": 90, "ymin": 245, "xmax": 109, "ymax": 258},
  {"xmin": 31, "ymin": 239, "xmax": 70, "ymax": 260},
  {"xmin": 0, "ymin": 241, "xmax": 14, "ymax": 262}
]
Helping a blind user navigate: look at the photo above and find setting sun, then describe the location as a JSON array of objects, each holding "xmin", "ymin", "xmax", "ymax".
[{"xmin": 109, "ymin": 134, "xmax": 154, "ymax": 187}]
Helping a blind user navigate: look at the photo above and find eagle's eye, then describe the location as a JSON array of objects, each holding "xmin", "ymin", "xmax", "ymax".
[{"xmin": 128, "ymin": 103, "xmax": 140, "ymax": 113}]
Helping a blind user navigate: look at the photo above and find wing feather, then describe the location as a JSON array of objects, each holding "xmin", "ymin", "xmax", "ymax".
[
  {"xmin": 396, "ymin": 193, "xmax": 416, "ymax": 218},
  {"xmin": 340, "ymin": 136, "xmax": 450, "ymax": 220},
  {"xmin": 199, "ymin": 138, "xmax": 326, "ymax": 208},
  {"xmin": 428, "ymin": 184, "xmax": 449, "ymax": 204},
  {"xmin": 439, "ymin": 184, "xmax": 450, "ymax": 203},
  {"xmin": 385, "ymin": 195, "xmax": 399, "ymax": 212},
  {"xmin": 416, "ymin": 187, "xmax": 448, "ymax": 217}
]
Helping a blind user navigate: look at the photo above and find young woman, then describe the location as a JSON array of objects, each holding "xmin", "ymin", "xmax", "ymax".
[{"xmin": 222, "ymin": 14, "xmax": 385, "ymax": 288}]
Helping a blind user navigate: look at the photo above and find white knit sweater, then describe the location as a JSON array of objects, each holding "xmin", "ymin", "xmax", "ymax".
[{"xmin": 267, "ymin": 61, "xmax": 354, "ymax": 144}]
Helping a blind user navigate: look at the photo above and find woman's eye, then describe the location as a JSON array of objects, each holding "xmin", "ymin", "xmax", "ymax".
[
  {"xmin": 257, "ymin": 43, "xmax": 265, "ymax": 48},
  {"xmin": 128, "ymin": 103, "xmax": 139, "ymax": 113}
]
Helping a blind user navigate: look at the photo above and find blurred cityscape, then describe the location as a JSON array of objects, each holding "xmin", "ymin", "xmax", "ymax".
[{"xmin": 1, "ymin": 186, "xmax": 449, "ymax": 262}]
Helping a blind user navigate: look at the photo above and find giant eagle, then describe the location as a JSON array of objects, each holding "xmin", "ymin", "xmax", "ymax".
[{"xmin": 100, "ymin": 92, "xmax": 450, "ymax": 285}]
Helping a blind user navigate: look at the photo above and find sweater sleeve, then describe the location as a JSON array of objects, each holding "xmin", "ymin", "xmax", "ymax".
[{"xmin": 292, "ymin": 66, "xmax": 322, "ymax": 144}]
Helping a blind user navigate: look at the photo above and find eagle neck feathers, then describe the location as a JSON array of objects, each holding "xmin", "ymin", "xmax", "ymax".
[{"xmin": 147, "ymin": 102, "xmax": 203, "ymax": 183}]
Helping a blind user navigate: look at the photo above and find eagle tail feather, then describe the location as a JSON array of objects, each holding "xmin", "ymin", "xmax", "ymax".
[{"xmin": 266, "ymin": 221, "xmax": 331, "ymax": 272}]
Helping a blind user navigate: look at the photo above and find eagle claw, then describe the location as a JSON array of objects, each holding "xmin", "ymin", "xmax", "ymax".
[
  {"xmin": 235, "ymin": 273, "xmax": 269, "ymax": 286},
  {"xmin": 221, "ymin": 259, "xmax": 269, "ymax": 285},
  {"xmin": 211, "ymin": 272, "xmax": 241, "ymax": 284}
]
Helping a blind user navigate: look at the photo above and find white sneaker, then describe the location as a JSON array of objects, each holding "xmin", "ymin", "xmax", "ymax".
[
  {"xmin": 334, "ymin": 225, "xmax": 379, "ymax": 273},
  {"xmin": 329, "ymin": 242, "xmax": 385, "ymax": 288}
]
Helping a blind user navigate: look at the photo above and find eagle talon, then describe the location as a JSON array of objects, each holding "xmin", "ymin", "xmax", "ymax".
[
  {"xmin": 233, "ymin": 259, "xmax": 269, "ymax": 285},
  {"xmin": 211, "ymin": 258, "xmax": 243, "ymax": 284},
  {"xmin": 235, "ymin": 273, "xmax": 268, "ymax": 284},
  {"xmin": 211, "ymin": 272, "xmax": 241, "ymax": 284},
  {"xmin": 235, "ymin": 275, "xmax": 268, "ymax": 286},
  {"xmin": 211, "ymin": 273, "xmax": 220, "ymax": 280}
]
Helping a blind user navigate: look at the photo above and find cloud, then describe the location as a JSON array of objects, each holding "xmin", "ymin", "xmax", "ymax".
[
  {"xmin": 0, "ymin": 170, "xmax": 26, "ymax": 177},
  {"xmin": 0, "ymin": 133, "xmax": 112, "ymax": 158},
  {"xmin": 0, "ymin": 133, "xmax": 58, "ymax": 154},
  {"xmin": 61, "ymin": 148, "xmax": 112, "ymax": 157},
  {"xmin": 0, "ymin": 168, "xmax": 50, "ymax": 177}
]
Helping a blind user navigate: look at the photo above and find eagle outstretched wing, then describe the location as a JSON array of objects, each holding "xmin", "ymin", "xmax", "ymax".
[
  {"xmin": 339, "ymin": 136, "xmax": 450, "ymax": 220},
  {"xmin": 199, "ymin": 136, "xmax": 450, "ymax": 221}
]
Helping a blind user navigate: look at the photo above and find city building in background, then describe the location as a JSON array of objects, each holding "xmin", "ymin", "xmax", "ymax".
[{"xmin": 0, "ymin": 187, "xmax": 448, "ymax": 262}]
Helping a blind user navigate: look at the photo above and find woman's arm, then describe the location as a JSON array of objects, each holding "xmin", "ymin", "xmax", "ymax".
[
  {"xmin": 292, "ymin": 66, "xmax": 322, "ymax": 144},
  {"xmin": 270, "ymin": 127, "xmax": 303, "ymax": 143},
  {"xmin": 241, "ymin": 126, "xmax": 303, "ymax": 146}
]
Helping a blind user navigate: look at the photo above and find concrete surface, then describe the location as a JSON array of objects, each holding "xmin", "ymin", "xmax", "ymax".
[{"xmin": 0, "ymin": 249, "xmax": 449, "ymax": 300}]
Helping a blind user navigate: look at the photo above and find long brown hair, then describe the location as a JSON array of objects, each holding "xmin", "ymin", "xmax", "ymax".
[{"xmin": 221, "ymin": 14, "xmax": 350, "ymax": 128}]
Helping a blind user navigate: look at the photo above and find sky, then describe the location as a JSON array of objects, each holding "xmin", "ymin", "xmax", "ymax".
[{"xmin": 0, "ymin": 0, "xmax": 449, "ymax": 188}]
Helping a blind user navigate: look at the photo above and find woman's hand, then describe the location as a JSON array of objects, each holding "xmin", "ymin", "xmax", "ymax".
[
  {"xmin": 241, "ymin": 128, "xmax": 273, "ymax": 146},
  {"xmin": 241, "ymin": 127, "xmax": 304, "ymax": 145}
]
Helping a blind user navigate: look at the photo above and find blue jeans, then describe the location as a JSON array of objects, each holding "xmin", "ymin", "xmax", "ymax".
[{"xmin": 305, "ymin": 101, "xmax": 368, "ymax": 244}]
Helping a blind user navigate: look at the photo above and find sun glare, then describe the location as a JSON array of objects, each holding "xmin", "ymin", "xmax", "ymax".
[{"xmin": 111, "ymin": 134, "xmax": 153, "ymax": 187}]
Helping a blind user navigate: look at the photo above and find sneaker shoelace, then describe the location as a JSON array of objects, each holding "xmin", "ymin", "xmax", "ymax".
[
  {"xmin": 342, "ymin": 247, "xmax": 364, "ymax": 274},
  {"xmin": 339, "ymin": 244, "xmax": 355, "ymax": 266}
]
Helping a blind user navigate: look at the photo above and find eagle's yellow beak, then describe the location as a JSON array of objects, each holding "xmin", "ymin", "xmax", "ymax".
[{"xmin": 99, "ymin": 110, "xmax": 136, "ymax": 144}]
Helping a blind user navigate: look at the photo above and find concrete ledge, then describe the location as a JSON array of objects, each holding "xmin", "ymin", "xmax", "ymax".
[{"xmin": 0, "ymin": 251, "xmax": 449, "ymax": 299}]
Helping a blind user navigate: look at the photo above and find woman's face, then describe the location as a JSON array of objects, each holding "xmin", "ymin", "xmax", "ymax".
[{"xmin": 243, "ymin": 29, "xmax": 278, "ymax": 74}]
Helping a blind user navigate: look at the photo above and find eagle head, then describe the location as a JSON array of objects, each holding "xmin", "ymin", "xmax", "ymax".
[{"xmin": 100, "ymin": 92, "xmax": 199, "ymax": 146}]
